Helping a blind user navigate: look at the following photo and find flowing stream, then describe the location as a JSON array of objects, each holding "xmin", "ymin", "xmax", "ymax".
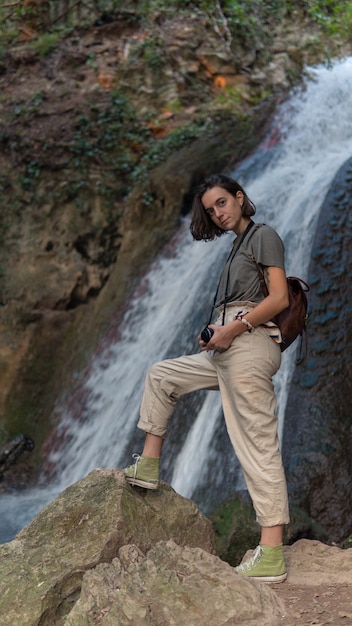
[{"xmin": 1, "ymin": 57, "xmax": 352, "ymax": 543}]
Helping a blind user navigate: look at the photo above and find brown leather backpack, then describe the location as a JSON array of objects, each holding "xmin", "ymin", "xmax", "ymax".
[{"xmin": 252, "ymin": 258, "xmax": 310, "ymax": 364}]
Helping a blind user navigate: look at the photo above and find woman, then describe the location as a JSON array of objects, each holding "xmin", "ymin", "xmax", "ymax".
[{"xmin": 124, "ymin": 173, "xmax": 290, "ymax": 583}]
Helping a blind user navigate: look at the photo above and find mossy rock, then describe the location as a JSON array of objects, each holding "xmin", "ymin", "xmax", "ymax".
[
  {"xmin": 210, "ymin": 495, "xmax": 330, "ymax": 567},
  {"xmin": 210, "ymin": 493, "xmax": 260, "ymax": 567},
  {"xmin": 284, "ymin": 506, "xmax": 329, "ymax": 545}
]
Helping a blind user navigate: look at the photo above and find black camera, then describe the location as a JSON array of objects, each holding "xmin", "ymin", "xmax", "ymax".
[{"xmin": 200, "ymin": 327, "xmax": 214, "ymax": 343}]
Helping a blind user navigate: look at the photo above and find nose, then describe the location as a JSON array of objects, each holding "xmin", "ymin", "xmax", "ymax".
[{"xmin": 213, "ymin": 205, "xmax": 223, "ymax": 218}]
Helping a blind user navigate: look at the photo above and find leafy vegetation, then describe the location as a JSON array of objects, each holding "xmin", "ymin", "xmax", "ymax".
[
  {"xmin": 68, "ymin": 92, "xmax": 210, "ymax": 192},
  {"xmin": 0, "ymin": 0, "xmax": 351, "ymax": 48},
  {"xmin": 0, "ymin": 84, "xmax": 210, "ymax": 208},
  {"xmin": 28, "ymin": 33, "xmax": 60, "ymax": 58},
  {"xmin": 0, "ymin": 0, "xmax": 350, "ymax": 209}
]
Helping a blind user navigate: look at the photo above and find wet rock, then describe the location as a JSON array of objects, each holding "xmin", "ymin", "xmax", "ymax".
[
  {"xmin": 0, "ymin": 434, "xmax": 35, "ymax": 480},
  {"xmin": 283, "ymin": 156, "xmax": 352, "ymax": 542}
]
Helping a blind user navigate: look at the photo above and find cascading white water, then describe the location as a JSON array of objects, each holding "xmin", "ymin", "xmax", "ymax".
[{"xmin": 1, "ymin": 57, "xmax": 352, "ymax": 543}]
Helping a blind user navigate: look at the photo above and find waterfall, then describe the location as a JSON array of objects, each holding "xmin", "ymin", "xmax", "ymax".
[{"xmin": 1, "ymin": 57, "xmax": 352, "ymax": 543}]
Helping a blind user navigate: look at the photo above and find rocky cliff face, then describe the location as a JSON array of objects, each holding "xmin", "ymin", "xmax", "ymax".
[{"xmin": 282, "ymin": 157, "xmax": 352, "ymax": 543}]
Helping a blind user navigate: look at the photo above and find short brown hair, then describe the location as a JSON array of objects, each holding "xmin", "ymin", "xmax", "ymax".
[{"xmin": 190, "ymin": 174, "xmax": 256, "ymax": 241}]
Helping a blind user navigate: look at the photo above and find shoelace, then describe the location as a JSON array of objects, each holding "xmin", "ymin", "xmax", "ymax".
[
  {"xmin": 238, "ymin": 545, "xmax": 263, "ymax": 572},
  {"xmin": 126, "ymin": 453, "xmax": 142, "ymax": 482}
]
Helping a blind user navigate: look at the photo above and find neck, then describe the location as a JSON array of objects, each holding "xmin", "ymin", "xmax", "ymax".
[{"xmin": 234, "ymin": 218, "xmax": 252, "ymax": 236}]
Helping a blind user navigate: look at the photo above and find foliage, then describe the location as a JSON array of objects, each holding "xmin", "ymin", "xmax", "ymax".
[
  {"xmin": 0, "ymin": 84, "xmax": 211, "ymax": 205},
  {"xmin": 19, "ymin": 161, "xmax": 41, "ymax": 192},
  {"xmin": 0, "ymin": 1, "xmax": 348, "ymax": 203},
  {"xmin": 28, "ymin": 33, "xmax": 60, "ymax": 58},
  {"xmin": 69, "ymin": 93, "xmax": 211, "ymax": 197},
  {"xmin": 68, "ymin": 90, "xmax": 152, "ymax": 194},
  {"xmin": 0, "ymin": 0, "xmax": 350, "ymax": 205},
  {"xmin": 140, "ymin": 35, "xmax": 165, "ymax": 69},
  {"xmin": 8, "ymin": 91, "xmax": 44, "ymax": 122},
  {"xmin": 339, "ymin": 534, "xmax": 352, "ymax": 549},
  {"xmin": 305, "ymin": 0, "xmax": 352, "ymax": 37},
  {"xmin": 134, "ymin": 119, "xmax": 210, "ymax": 176},
  {"xmin": 0, "ymin": 1, "xmax": 351, "ymax": 48}
]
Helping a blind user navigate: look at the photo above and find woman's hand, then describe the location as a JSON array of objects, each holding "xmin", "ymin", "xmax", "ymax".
[
  {"xmin": 198, "ymin": 266, "xmax": 289, "ymax": 352},
  {"xmin": 198, "ymin": 322, "xmax": 244, "ymax": 352}
]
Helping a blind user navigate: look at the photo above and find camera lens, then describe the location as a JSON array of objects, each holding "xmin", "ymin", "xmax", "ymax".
[{"xmin": 201, "ymin": 327, "xmax": 214, "ymax": 343}]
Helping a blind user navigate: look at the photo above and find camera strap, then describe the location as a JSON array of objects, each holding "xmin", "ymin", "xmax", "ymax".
[{"xmin": 206, "ymin": 219, "xmax": 255, "ymax": 327}]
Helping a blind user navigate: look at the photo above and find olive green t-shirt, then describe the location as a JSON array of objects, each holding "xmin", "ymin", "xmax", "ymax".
[{"xmin": 215, "ymin": 223, "xmax": 285, "ymax": 306}]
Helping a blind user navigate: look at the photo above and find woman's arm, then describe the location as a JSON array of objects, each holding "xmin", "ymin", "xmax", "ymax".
[
  {"xmin": 200, "ymin": 266, "xmax": 289, "ymax": 352},
  {"xmin": 247, "ymin": 266, "xmax": 289, "ymax": 326}
]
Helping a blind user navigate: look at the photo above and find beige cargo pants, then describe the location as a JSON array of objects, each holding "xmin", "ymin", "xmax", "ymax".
[{"xmin": 137, "ymin": 302, "xmax": 290, "ymax": 527}]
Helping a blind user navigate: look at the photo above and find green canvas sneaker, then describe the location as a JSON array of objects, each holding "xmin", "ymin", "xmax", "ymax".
[
  {"xmin": 124, "ymin": 453, "xmax": 159, "ymax": 490},
  {"xmin": 235, "ymin": 544, "xmax": 287, "ymax": 583}
]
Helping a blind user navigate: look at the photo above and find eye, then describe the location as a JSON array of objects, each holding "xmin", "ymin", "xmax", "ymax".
[{"xmin": 206, "ymin": 207, "xmax": 215, "ymax": 216}]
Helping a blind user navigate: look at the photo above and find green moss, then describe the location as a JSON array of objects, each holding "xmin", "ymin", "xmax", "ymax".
[
  {"xmin": 210, "ymin": 496, "xmax": 260, "ymax": 566},
  {"xmin": 284, "ymin": 506, "xmax": 329, "ymax": 545}
]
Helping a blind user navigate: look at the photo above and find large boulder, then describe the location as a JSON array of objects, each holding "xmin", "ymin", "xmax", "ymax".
[
  {"xmin": 0, "ymin": 469, "xmax": 215, "ymax": 626},
  {"xmin": 64, "ymin": 540, "xmax": 286, "ymax": 626},
  {"xmin": 282, "ymin": 539, "xmax": 352, "ymax": 586}
]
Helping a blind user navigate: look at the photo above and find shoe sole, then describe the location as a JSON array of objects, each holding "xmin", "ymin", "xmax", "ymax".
[
  {"xmin": 251, "ymin": 573, "xmax": 287, "ymax": 584},
  {"xmin": 125, "ymin": 476, "xmax": 159, "ymax": 490}
]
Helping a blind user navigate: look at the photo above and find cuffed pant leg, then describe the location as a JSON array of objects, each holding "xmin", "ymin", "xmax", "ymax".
[
  {"xmin": 215, "ymin": 328, "xmax": 290, "ymax": 526},
  {"xmin": 138, "ymin": 351, "xmax": 219, "ymax": 437}
]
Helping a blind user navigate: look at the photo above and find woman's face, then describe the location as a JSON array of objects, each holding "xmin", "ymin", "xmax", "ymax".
[{"xmin": 201, "ymin": 186, "xmax": 249, "ymax": 234}]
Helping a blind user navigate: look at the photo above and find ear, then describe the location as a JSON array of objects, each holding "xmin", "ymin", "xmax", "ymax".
[{"xmin": 236, "ymin": 190, "xmax": 244, "ymax": 206}]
